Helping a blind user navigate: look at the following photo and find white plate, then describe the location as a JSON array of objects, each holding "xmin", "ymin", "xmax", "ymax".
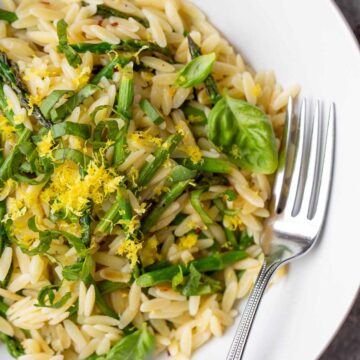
[
  {"xmin": 187, "ymin": 0, "xmax": 360, "ymax": 359},
  {"xmin": 2, "ymin": 1, "xmax": 360, "ymax": 360}
]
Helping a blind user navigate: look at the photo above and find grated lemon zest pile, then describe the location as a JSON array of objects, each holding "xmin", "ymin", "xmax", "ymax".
[
  {"xmin": 117, "ymin": 215, "xmax": 140, "ymax": 235},
  {"xmin": 223, "ymin": 214, "xmax": 242, "ymax": 231},
  {"xmin": 37, "ymin": 131, "xmax": 55, "ymax": 157},
  {"xmin": 72, "ymin": 67, "xmax": 91, "ymax": 89},
  {"xmin": 118, "ymin": 239, "xmax": 142, "ymax": 268},
  {"xmin": 40, "ymin": 160, "xmax": 123, "ymax": 216},
  {"xmin": 0, "ymin": 115, "xmax": 16, "ymax": 140},
  {"xmin": 178, "ymin": 233, "xmax": 198, "ymax": 250},
  {"xmin": 141, "ymin": 236, "xmax": 161, "ymax": 267},
  {"xmin": 3, "ymin": 198, "xmax": 27, "ymax": 222},
  {"xmin": 179, "ymin": 145, "xmax": 203, "ymax": 164},
  {"xmin": 129, "ymin": 131, "xmax": 162, "ymax": 147}
]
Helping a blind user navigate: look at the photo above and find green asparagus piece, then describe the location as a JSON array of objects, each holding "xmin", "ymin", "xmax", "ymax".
[
  {"xmin": 141, "ymin": 179, "xmax": 192, "ymax": 234},
  {"xmin": 136, "ymin": 250, "xmax": 247, "ymax": 287},
  {"xmin": 137, "ymin": 133, "xmax": 183, "ymax": 187},
  {"xmin": 140, "ymin": 99, "xmax": 164, "ymax": 125},
  {"xmin": 70, "ymin": 39, "xmax": 170, "ymax": 57},
  {"xmin": 0, "ymin": 9, "xmax": 17, "ymax": 23},
  {"xmin": 98, "ymin": 280, "xmax": 130, "ymax": 295},
  {"xmin": 93, "ymin": 282, "xmax": 118, "ymax": 319},
  {"xmin": 178, "ymin": 157, "xmax": 233, "ymax": 174},
  {"xmin": 57, "ymin": 19, "xmax": 82, "ymax": 68},
  {"xmin": 90, "ymin": 56, "xmax": 130, "ymax": 85},
  {"xmin": 190, "ymin": 188, "xmax": 213, "ymax": 225},
  {"xmin": 0, "ymin": 333, "xmax": 24, "ymax": 358},
  {"xmin": 96, "ymin": 189, "xmax": 132, "ymax": 234},
  {"xmin": 113, "ymin": 63, "xmax": 134, "ymax": 166},
  {"xmin": 0, "ymin": 51, "xmax": 52, "ymax": 127},
  {"xmin": 95, "ymin": 3, "xmax": 149, "ymax": 27},
  {"xmin": 187, "ymin": 35, "xmax": 221, "ymax": 104}
]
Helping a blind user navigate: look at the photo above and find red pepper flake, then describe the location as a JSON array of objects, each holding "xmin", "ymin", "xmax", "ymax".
[
  {"xmin": 97, "ymin": 19, "xmax": 104, "ymax": 26},
  {"xmin": 195, "ymin": 227, "xmax": 202, "ymax": 234},
  {"xmin": 111, "ymin": 22, "xmax": 119, "ymax": 27},
  {"xmin": 114, "ymin": 67, "xmax": 119, "ymax": 72}
]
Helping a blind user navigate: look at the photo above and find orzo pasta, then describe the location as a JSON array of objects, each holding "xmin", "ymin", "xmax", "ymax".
[{"xmin": 0, "ymin": 0, "xmax": 298, "ymax": 359}]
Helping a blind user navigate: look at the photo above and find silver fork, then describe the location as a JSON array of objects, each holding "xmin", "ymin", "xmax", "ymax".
[{"xmin": 226, "ymin": 98, "xmax": 336, "ymax": 360}]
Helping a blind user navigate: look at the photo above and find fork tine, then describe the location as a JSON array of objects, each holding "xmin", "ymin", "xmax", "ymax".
[
  {"xmin": 284, "ymin": 99, "xmax": 307, "ymax": 216},
  {"xmin": 272, "ymin": 97, "xmax": 295, "ymax": 213},
  {"xmin": 298, "ymin": 101, "xmax": 321, "ymax": 219},
  {"xmin": 311, "ymin": 103, "xmax": 335, "ymax": 229}
]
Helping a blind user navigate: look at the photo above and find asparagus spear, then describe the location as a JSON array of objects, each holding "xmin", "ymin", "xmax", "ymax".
[
  {"xmin": 137, "ymin": 133, "xmax": 183, "ymax": 187},
  {"xmin": 95, "ymin": 4, "xmax": 149, "ymax": 28},
  {"xmin": 57, "ymin": 19, "xmax": 82, "ymax": 68},
  {"xmin": 177, "ymin": 157, "xmax": 233, "ymax": 174},
  {"xmin": 140, "ymin": 99, "xmax": 164, "ymax": 125},
  {"xmin": 70, "ymin": 39, "xmax": 170, "ymax": 57},
  {"xmin": 136, "ymin": 250, "xmax": 247, "ymax": 287},
  {"xmin": 113, "ymin": 64, "xmax": 134, "ymax": 166},
  {"xmin": 0, "ymin": 52, "xmax": 52, "ymax": 127},
  {"xmin": 96, "ymin": 189, "xmax": 132, "ymax": 234},
  {"xmin": 0, "ymin": 9, "xmax": 17, "ymax": 23},
  {"xmin": 141, "ymin": 179, "xmax": 192, "ymax": 234},
  {"xmin": 90, "ymin": 56, "xmax": 130, "ymax": 85},
  {"xmin": 190, "ymin": 187, "xmax": 214, "ymax": 225},
  {"xmin": 187, "ymin": 35, "xmax": 221, "ymax": 105}
]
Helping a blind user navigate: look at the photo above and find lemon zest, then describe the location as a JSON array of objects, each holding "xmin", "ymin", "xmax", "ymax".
[
  {"xmin": 178, "ymin": 233, "xmax": 198, "ymax": 250},
  {"xmin": 118, "ymin": 239, "xmax": 142, "ymax": 268}
]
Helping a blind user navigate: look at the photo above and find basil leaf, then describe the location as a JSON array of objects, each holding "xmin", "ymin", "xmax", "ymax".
[
  {"xmin": 53, "ymin": 148, "xmax": 92, "ymax": 169},
  {"xmin": 181, "ymin": 263, "xmax": 201, "ymax": 296},
  {"xmin": 80, "ymin": 209, "xmax": 91, "ymax": 246},
  {"xmin": 169, "ymin": 165, "xmax": 197, "ymax": 183},
  {"xmin": 175, "ymin": 53, "xmax": 216, "ymax": 88},
  {"xmin": 57, "ymin": 19, "xmax": 82, "ymax": 68},
  {"xmin": 0, "ymin": 9, "xmax": 17, "ymax": 23},
  {"xmin": 27, "ymin": 217, "xmax": 87, "ymax": 256},
  {"xmin": 36, "ymin": 284, "xmax": 71, "ymax": 308},
  {"xmin": 181, "ymin": 264, "xmax": 222, "ymax": 297},
  {"xmin": 51, "ymin": 122, "xmax": 91, "ymax": 140},
  {"xmin": 40, "ymin": 90, "xmax": 73, "ymax": 117},
  {"xmin": 208, "ymin": 96, "xmax": 278, "ymax": 174},
  {"xmin": 0, "ymin": 333, "xmax": 24, "ymax": 358},
  {"xmin": 50, "ymin": 84, "xmax": 99, "ymax": 122},
  {"xmin": 62, "ymin": 262, "xmax": 83, "ymax": 281},
  {"xmin": 62, "ymin": 256, "xmax": 93, "ymax": 284},
  {"xmin": 93, "ymin": 283, "xmax": 118, "ymax": 319},
  {"xmin": 104, "ymin": 325, "xmax": 155, "ymax": 360},
  {"xmin": 238, "ymin": 231, "xmax": 254, "ymax": 250},
  {"xmin": 91, "ymin": 57, "xmax": 130, "ymax": 85},
  {"xmin": 97, "ymin": 280, "xmax": 129, "ymax": 295}
]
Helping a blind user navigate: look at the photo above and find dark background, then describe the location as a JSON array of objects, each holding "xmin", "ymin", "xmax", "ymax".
[{"xmin": 319, "ymin": 1, "xmax": 359, "ymax": 359}]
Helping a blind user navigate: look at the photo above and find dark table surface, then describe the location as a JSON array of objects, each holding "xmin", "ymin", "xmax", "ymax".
[{"xmin": 319, "ymin": 1, "xmax": 359, "ymax": 360}]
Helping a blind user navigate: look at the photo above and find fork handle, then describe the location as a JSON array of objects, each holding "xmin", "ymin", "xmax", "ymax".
[{"xmin": 226, "ymin": 260, "xmax": 281, "ymax": 360}]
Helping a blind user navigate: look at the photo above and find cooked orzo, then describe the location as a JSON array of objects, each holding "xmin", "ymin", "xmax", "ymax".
[{"xmin": 0, "ymin": 0, "xmax": 299, "ymax": 359}]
